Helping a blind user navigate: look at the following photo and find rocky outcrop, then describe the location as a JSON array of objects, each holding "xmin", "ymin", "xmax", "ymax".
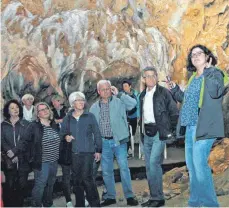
[
  {"xmin": 163, "ymin": 166, "xmax": 189, "ymax": 200},
  {"xmin": 209, "ymin": 138, "xmax": 229, "ymax": 174},
  {"xmin": 157, "ymin": 138, "xmax": 229, "ymax": 200}
]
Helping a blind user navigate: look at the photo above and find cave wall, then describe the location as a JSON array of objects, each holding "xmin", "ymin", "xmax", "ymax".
[{"xmin": 1, "ymin": 0, "xmax": 229, "ymax": 109}]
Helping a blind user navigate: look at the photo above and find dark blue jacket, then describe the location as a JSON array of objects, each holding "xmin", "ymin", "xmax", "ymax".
[{"xmin": 60, "ymin": 110, "xmax": 102, "ymax": 154}]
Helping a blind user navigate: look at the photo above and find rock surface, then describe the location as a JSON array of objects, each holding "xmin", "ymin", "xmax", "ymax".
[
  {"xmin": 1, "ymin": 0, "xmax": 229, "ymax": 105},
  {"xmin": 209, "ymin": 138, "xmax": 229, "ymax": 174}
]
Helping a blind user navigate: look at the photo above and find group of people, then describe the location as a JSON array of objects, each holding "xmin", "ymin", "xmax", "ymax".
[{"xmin": 1, "ymin": 44, "xmax": 228, "ymax": 207}]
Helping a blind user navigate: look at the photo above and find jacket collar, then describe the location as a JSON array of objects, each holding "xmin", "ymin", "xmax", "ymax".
[
  {"xmin": 141, "ymin": 84, "xmax": 160, "ymax": 98},
  {"xmin": 67, "ymin": 109, "xmax": 89, "ymax": 119},
  {"xmin": 98, "ymin": 96, "xmax": 113, "ymax": 107},
  {"xmin": 3, "ymin": 119, "xmax": 24, "ymax": 127}
]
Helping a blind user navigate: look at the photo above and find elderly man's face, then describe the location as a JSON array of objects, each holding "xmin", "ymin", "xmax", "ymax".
[
  {"xmin": 143, "ymin": 70, "xmax": 158, "ymax": 88},
  {"xmin": 52, "ymin": 99, "xmax": 63, "ymax": 109},
  {"xmin": 98, "ymin": 83, "xmax": 112, "ymax": 99}
]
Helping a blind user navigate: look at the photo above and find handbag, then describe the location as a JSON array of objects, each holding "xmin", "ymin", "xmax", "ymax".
[
  {"xmin": 59, "ymin": 140, "xmax": 72, "ymax": 165},
  {"xmin": 59, "ymin": 116, "xmax": 72, "ymax": 166},
  {"xmin": 144, "ymin": 123, "xmax": 158, "ymax": 137},
  {"xmin": 1, "ymin": 152, "xmax": 15, "ymax": 170}
]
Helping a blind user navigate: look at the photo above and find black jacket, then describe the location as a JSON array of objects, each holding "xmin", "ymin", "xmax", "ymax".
[
  {"xmin": 139, "ymin": 84, "xmax": 179, "ymax": 141},
  {"xmin": 60, "ymin": 110, "xmax": 102, "ymax": 154},
  {"xmin": 1, "ymin": 119, "xmax": 30, "ymax": 171},
  {"xmin": 13, "ymin": 120, "xmax": 59, "ymax": 170},
  {"xmin": 52, "ymin": 106, "xmax": 67, "ymax": 120}
]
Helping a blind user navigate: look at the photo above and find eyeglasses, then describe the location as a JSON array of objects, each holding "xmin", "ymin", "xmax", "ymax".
[
  {"xmin": 143, "ymin": 75, "xmax": 156, "ymax": 79},
  {"xmin": 99, "ymin": 88, "xmax": 111, "ymax": 92},
  {"xmin": 38, "ymin": 107, "xmax": 49, "ymax": 113},
  {"xmin": 74, "ymin": 99, "xmax": 85, "ymax": 102},
  {"xmin": 191, "ymin": 51, "xmax": 205, "ymax": 58}
]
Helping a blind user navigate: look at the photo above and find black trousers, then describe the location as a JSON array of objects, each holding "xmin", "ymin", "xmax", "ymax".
[
  {"xmin": 3, "ymin": 168, "xmax": 29, "ymax": 207},
  {"xmin": 72, "ymin": 153, "xmax": 100, "ymax": 207},
  {"xmin": 127, "ymin": 117, "xmax": 138, "ymax": 152},
  {"xmin": 61, "ymin": 164, "xmax": 72, "ymax": 203}
]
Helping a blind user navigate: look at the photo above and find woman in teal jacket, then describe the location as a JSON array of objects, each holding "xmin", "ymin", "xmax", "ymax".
[{"xmin": 169, "ymin": 44, "xmax": 228, "ymax": 207}]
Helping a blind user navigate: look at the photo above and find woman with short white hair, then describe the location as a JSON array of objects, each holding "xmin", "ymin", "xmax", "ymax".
[
  {"xmin": 60, "ymin": 91, "xmax": 102, "ymax": 207},
  {"xmin": 21, "ymin": 93, "xmax": 35, "ymax": 122}
]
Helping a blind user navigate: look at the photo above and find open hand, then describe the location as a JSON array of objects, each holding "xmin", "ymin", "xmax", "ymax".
[
  {"xmin": 7, "ymin": 150, "xmax": 14, "ymax": 158},
  {"xmin": 65, "ymin": 135, "xmax": 75, "ymax": 142},
  {"xmin": 111, "ymin": 86, "xmax": 118, "ymax": 95}
]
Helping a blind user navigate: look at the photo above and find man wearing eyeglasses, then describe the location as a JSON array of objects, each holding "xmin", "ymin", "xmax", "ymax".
[
  {"xmin": 90, "ymin": 80, "xmax": 139, "ymax": 207},
  {"xmin": 139, "ymin": 67, "xmax": 179, "ymax": 207}
]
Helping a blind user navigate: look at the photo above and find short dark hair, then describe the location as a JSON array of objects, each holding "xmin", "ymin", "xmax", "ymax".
[
  {"xmin": 122, "ymin": 79, "xmax": 132, "ymax": 87},
  {"xmin": 142, "ymin": 66, "xmax": 158, "ymax": 77},
  {"xmin": 3, "ymin": 99, "xmax": 23, "ymax": 119},
  {"xmin": 187, "ymin": 44, "xmax": 217, "ymax": 72}
]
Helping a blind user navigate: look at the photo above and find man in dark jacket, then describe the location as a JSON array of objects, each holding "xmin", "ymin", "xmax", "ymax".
[
  {"xmin": 51, "ymin": 94, "xmax": 67, "ymax": 130},
  {"xmin": 139, "ymin": 67, "xmax": 179, "ymax": 207}
]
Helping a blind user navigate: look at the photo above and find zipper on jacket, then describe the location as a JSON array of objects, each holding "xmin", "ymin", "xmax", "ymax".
[{"xmin": 13, "ymin": 126, "xmax": 19, "ymax": 170}]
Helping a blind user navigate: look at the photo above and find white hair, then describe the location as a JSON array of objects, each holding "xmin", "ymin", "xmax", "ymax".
[
  {"xmin": 68, "ymin": 91, "xmax": 86, "ymax": 107},
  {"xmin": 97, "ymin": 80, "xmax": 111, "ymax": 90},
  {"xmin": 21, "ymin": 94, "xmax": 34, "ymax": 102}
]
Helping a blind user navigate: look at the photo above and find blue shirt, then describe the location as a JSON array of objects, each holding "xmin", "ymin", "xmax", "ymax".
[{"xmin": 181, "ymin": 75, "xmax": 203, "ymax": 126}]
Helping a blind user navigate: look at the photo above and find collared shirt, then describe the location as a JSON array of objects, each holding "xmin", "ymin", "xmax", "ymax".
[
  {"xmin": 23, "ymin": 105, "xmax": 34, "ymax": 122},
  {"xmin": 143, "ymin": 86, "xmax": 156, "ymax": 124},
  {"xmin": 99, "ymin": 101, "xmax": 113, "ymax": 137}
]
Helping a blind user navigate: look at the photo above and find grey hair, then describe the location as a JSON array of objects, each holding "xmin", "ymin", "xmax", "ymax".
[
  {"xmin": 141, "ymin": 66, "xmax": 158, "ymax": 77},
  {"xmin": 97, "ymin": 80, "xmax": 111, "ymax": 90},
  {"xmin": 34, "ymin": 102, "xmax": 53, "ymax": 121}
]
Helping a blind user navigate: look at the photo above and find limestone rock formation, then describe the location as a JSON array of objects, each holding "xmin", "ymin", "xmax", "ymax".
[{"xmin": 1, "ymin": 0, "xmax": 229, "ymax": 103}]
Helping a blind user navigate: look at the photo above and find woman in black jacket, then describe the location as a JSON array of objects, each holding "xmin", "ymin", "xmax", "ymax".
[
  {"xmin": 12, "ymin": 102, "xmax": 61, "ymax": 207},
  {"xmin": 1, "ymin": 99, "xmax": 30, "ymax": 207}
]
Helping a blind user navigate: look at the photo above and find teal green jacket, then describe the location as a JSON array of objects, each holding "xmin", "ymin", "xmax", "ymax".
[
  {"xmin": 171, "ymin": 67, "xmax": 228, "ymax": 140},
  {"xmin": 89, "ymin": 93, "xmax": 137, "ymax": 145}
]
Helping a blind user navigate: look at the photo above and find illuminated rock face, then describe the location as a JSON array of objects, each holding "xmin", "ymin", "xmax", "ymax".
[{"xmin": 1, "ymin": 0, "xmax": 229, "ymax": 107}]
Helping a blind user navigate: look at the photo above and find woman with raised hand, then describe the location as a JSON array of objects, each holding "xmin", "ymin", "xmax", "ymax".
[{"xmin": 168, "ymin": 44, "xmax": 228, "ymax": 207}]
